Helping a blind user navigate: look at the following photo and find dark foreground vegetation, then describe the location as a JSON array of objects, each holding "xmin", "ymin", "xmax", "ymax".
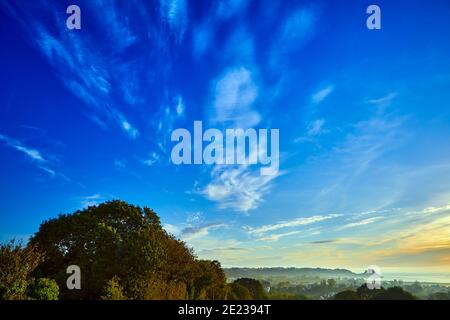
[
  {"xmin": 1, "ymin": 201, "xmax": 448, "ymax": 300},
  {"xmin": 1, "ymin": 201, "xmax": 263, "ymax": 300}
]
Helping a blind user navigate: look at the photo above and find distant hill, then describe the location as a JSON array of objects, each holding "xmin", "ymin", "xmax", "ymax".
[{"xmin": 224, "ymin": 267, "xmax": 363, "ymax": 280}]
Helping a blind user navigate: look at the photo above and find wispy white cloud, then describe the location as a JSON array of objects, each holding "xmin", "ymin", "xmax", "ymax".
[
  {"xmin": 335, "ymin": 112, "xmax": 407, "ymax": 177},
  {"xmin": 245, "ymin": 214, "xmax": 341, "ymax": 234},
  {"xmin": 35, "ymin": 25, "xmax": 140, "ymax": 139},
  {"xmin": 121, "ymin": 120, "xmax": 140, "ymax": 139},
  {"xmin": 337, "ymin": 216, "xmax": 384, "ymax": 230},
  {"xmin": 257, "ymin": 230, "xmax": 303, "ymax": 242},
  {"xmin": 175, "ymin": 95, "xmax": 185, "ymax": 116},
  {"xmin": 281, "ymin": 8, "xmax": 316, "ymax": 45},
  {"xmin": 202, "ymin": 165, "xmax": 280, "ymax": 212},
  {"xmin": 154, "ymin": 94, "xmax": 187, "ymax": 159},
  {"xmin": 163, "ymin": 223, "xmax": 182, "ymax": 236},
  {"xmin": 180, "ymin": 222, "xmax": 227, "ymax": 241},
  {"xmin": 162, "ymin": 213, "xmax": 227, "ymax": 242},
  {"xmin": 257, "ymin": 227, "xmax": 322, "ymax": 242},
  {"xmin": 203, "ymin": 61, "xmax": 279, "ymax": 212},
  {"xmin": 293, "ymin": 119, "xmax": 326, "ymax": 143},
  {"xmin": 210, "ymin": 67, "xmax": 260, "ymax": 128},
  {"xmin": 13, "ymin": 144, "xmax": 45, "ymax": 162},
  {"xmin": 79, "ymin": 194, "xmax": 103, "ymax": 208},
  {"xmin": 4, "ymin": 1, "xmax": 142, "ymax": 139},
  {"xmin": 367, "ymin": 93, "xmax": 397, "ymax": 108},
  {"xmin": 93, "ymin": 0, "xmax": 138, "ymax": 49},
  {"xmin": 269, "ymin": 7, "xmax": 317, "ymax": 69},
  {"xmin": 159, "ymin": 0, "xmax": 188, "ymax": 42},
  {"xmin": 142, "ymin": 152, "xmax": 160, "ymax": 166},
  {"xmin": 307, "ymin": 119, "xmax": 325, "ymax": 136},
  {"xmin": 0, "ymin": 133, "xmax": 58, "ymax": 177},
  {"xmin": 423, "ymin": 203, "xmax": 450, "ymax": 214},
  {"xmin": 312, "ymin": 85, "xmax": 334, "ymax": 104}
]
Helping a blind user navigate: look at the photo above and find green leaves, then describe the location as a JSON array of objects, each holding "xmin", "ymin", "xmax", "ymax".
[
  {"xmin": 0, "ymin": 240, "xmax": 44, "ymax": 300},
  {"xmin": 28, "ymin": 200, "xmax": 228, "ymax": 300},
  {"xmin": 27, "ymin": 278, "xmax": 59, "ymax": 300}
]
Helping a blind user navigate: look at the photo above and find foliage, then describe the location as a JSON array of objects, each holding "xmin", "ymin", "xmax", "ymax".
[
  {"xmin": 190, "ymin": 260, "xmax": 228, "ymax": 300},
  {"xmin": 0, "ymin": 240, "xmax": 44, "ymax": 300},
  {"xmin": 27, "ymin": 278, "xmax": 59, "ymax": 300},
  {"xmin": 334, "ymin": 290, "xmax": 361, "ymax": 300},
  {"xmin": 227, "ymin": 282, "xmax": 253, "ymax": 300},
  {"xmin": 370, "ymin": 287, "xmax": 417, "ymax": 300},
  {"xmin": 101, "ymin": 276, "xmax": 126, "ymax": 300},
  {"xmin": 428, "ymin": 292, "xmax": 450, "ymax": 300},
  {"xmin": 233, "ymin": 278, "xmax": 267, "ymax": 300},
  {"xmin": 2, "ymin": 200, "xmax": 432, "ymax": 301},
  {"xmin": 334, "ymin": 285, "xmax": 417, "ymax": 300},
  {"xmin": 29, "ymin": 200, "xmax": 227, "ymax": 300}
]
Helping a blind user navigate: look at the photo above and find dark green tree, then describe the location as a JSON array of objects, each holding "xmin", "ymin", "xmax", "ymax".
[
  {"xmin": 29, "ymin": 200, "xmax": 227, "ymax": 300},
  {"xmin": 334, "ymin": 285, "xmax": 417, "ymax": 300},
  {"xmin": 233, "ymin": 278, "xmax": 267, "ymax": 300},
  {"xmin": 371, "ymin": 287, "xmax": 417, "ymax": 300},
  {"xmin": 190, "ymin": 260, "xmax": 228, "ymax": 300},
  {"xmin": 334, "ymin": 290, "xmax": 360, "ymax": 300},
  {"xmin": 227, "ymin": 282, "xmax": 252, "ymax": 300},
  {"xmin": 30, "ymin": 201, "xmax": 167, "ymax": 299}
]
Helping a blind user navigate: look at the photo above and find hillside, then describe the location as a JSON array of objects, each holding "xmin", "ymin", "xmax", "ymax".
[{"xmin": 225, "ymin": 267, "xmax": 363, "ymax": 281}]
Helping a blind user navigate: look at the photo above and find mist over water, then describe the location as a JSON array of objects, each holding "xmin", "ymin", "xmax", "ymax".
[{"xmin": 381, "ymin": 272, "xmax": 450, "ymax": 284}]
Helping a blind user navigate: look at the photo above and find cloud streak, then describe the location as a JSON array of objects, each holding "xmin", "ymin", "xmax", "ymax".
[
  {"xmin": 246, "ymin": 214, "xmax": 341, "ymax": 235},
  {"xmin": 0, "ymin": 134, "xmax": 58, "ymax": 177},
  {"xmin": 337, "ymin": 216, "xmax": 384, "ymax": 230},
  {"xmin": 180, "ymin": 222, "xmax": 227, "ymax": 241},
  {"xmin": 5, "ymin": 1, "xmax": 142, "ymax": 139},
  {"xmin": 312, "ymin": 85, "xmax": 334, "ymax": 104}
]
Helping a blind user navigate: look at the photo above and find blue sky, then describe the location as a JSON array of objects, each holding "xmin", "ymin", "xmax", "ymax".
[{"xmin": 1, "ymin": 0, "xmax": 450, "ymax": 274}]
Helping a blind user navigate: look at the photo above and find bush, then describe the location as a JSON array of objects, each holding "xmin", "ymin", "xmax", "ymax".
[
  {"xmin": 28, "ymin": 278, "xmax": 59, "ymax": 300},
  {"xmin": 0, "ymin": 241, "xmax": 44, "ymax": 300},
  {"xmin": 101, "ymin": 276, "xmax": 126, "ymax": 300}
]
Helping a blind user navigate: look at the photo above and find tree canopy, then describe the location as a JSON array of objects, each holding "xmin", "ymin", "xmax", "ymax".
[
  {"xmin": 0, "ymin": 240, "xmax": 56, "ymax": 300},
  {"xmin": 27, "ymin": 200, "xmax": 227, "ymax": 300},
  {"xmin": 232, "ymin": 278, "xmax": 268, "ymax": 300},
  {"xmin": 334, "ymin": 284, "xmax": 417, "ymax": 300}
]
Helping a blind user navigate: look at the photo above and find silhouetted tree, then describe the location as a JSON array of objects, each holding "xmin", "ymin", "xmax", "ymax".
[
  {"xmin": 371, "ymin": 287, "xmax": 417, "ymax": 300},
  {"xmin": 334, "ymin": 290, "xmax": 360, "ymax": 300},
  {"xmin": 334, "ymin": 285, "xmax": 417, "ymax": 300}
]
